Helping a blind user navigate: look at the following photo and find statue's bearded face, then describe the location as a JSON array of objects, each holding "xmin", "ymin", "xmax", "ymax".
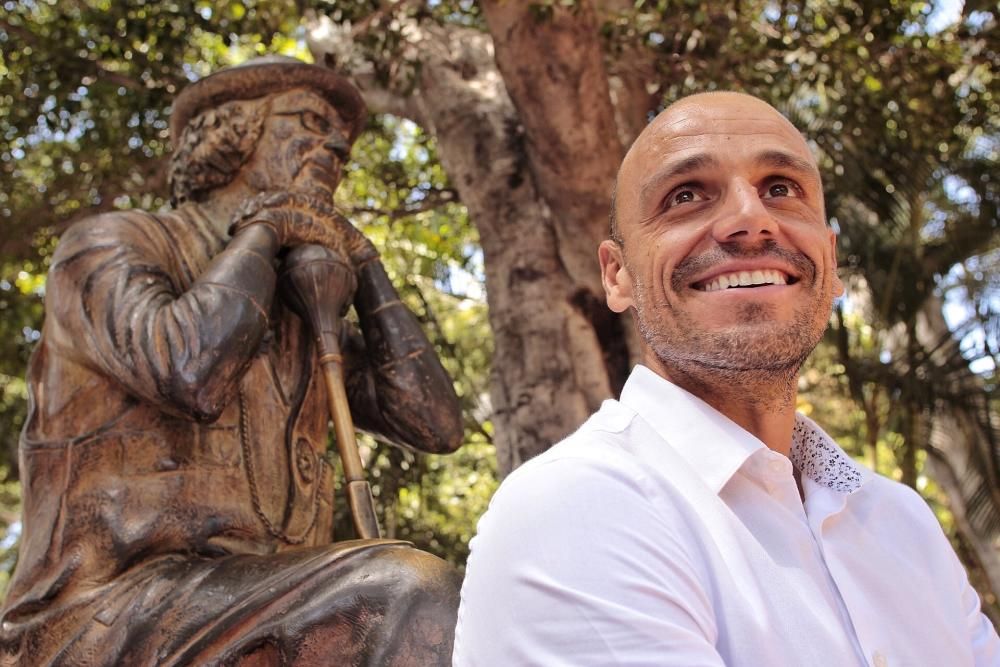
[{"xmin": 242, "ymin": 88, "xmax": 353, "ymax": 199}]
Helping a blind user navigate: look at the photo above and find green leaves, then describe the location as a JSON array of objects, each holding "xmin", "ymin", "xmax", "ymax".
[
  {"xmin": 0, "ymin": 0, "xmax": 996, "ymax": 592},
  {"xmin": 0, "ymin": 0, "xmax": 303, "ymax": 260}
]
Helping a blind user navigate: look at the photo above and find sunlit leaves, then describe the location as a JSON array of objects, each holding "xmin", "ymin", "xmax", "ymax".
[
  {"xmin": 0, "ymin": 0, "xmax": 302, "ymax": 258},
  {"xmin": 0, "ymin": 0, "xmax": 997, "ymax": 592}
]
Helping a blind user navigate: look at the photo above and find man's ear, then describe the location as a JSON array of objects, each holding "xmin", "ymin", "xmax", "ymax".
[
  {"xmin": 829, "ymin": 229, "xmax": 844, "ymax": 298},
  {"xmin": 598, "ymin": 240, "xmax": 634, "ymax": 313}
]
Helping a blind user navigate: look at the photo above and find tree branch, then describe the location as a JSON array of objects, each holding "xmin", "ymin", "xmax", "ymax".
[{"xmin": 343, "ymin": 188, "xmax": 458, "ymax": 220}]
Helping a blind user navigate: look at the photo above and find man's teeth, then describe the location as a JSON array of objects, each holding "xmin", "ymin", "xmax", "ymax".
[{"xmin": 702, "ymin": 270, "xmax": 788, "ymax": 292}]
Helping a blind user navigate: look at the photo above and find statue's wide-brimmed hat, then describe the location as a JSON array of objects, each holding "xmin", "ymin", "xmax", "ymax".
[{"xmin": 171, "ymin": 55, "xmax": 367, "ymax": 144}]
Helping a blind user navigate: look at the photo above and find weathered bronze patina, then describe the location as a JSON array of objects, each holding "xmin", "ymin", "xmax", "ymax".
[{"xmin": 0, "ymin": 57, "xmax": 465, "ymax": 666}]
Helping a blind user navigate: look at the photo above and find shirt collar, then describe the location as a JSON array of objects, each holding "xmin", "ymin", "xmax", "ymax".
[
  {"xmin": 790, "ymin": 413, "xmax": 868, "ymax": 493},
  {"xmin": 619, "ymin": 365, "xmax": 765, "ymax": 494},
  {"xmin": 618, "ymin": 365, "xmax": 869, "ymax": 495}
]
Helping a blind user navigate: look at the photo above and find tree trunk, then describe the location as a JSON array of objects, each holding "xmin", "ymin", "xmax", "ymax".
[
  {"xmin": 480, "ymin": 0, "xmax": 622, "ymax": 295},
  {"xmin": 310, "ymin": 12, "xmax": 631, "ymax": 475}
]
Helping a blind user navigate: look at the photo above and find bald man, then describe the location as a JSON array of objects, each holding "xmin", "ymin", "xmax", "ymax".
[{"xmin": 453, "ymin": 93, "xmax": 1000, "ymax": 666}]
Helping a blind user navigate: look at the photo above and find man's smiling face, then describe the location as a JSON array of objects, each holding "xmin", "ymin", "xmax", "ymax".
[{"xmin": 599, "ymin": 92, "xmax": 844, "ymax": 381}]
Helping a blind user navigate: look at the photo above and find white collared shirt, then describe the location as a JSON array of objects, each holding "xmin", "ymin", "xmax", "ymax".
[{"xmin": 454, "ymin": 365, "xmax": 1000, "ymax": 666}]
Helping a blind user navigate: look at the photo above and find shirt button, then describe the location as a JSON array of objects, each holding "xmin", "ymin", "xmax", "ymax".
[
  {"xmin": 872, "ymin": 651, "xmax": 888, "ymax": 667},
  {"xmin": 769, "ymin": 459, "xmax": 784, "ymax": 474}
]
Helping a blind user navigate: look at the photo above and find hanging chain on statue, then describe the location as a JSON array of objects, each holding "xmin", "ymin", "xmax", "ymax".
[{"xmin": 239, "ymin": 387, "xmax": 324, "ymax": 545}]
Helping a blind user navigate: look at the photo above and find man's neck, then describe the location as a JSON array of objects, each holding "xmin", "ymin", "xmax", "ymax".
[
  {"xmin": 194, "ymin": 183, "xmax": 247, "ymax": 237},
  {"xmin": 644, "ymin": 355, "xmax": 800, "ymax": 457}
]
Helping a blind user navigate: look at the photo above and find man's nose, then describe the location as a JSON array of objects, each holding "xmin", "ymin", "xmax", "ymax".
[
  {"xmin": 324, "ymin": 135, "xmax": 351, "ymax": 161},
  {"xmin": 711, "ymin": 179, "xmax": 777, "ymax": 242}
]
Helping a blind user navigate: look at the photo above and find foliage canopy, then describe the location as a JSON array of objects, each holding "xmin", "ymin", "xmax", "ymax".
[{"xmin": 0, "ymin": 0, "xmax": 997, "ymax": 612}]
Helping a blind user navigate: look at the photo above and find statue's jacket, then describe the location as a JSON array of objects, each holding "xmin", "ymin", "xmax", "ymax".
[{"xmin": 3, "ymin": 205, "xmax": 341, "ymax": 623}]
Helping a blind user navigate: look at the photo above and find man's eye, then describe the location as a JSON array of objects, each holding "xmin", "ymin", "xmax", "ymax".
[
  {"xmin": 301, "ymin": 111, "xmax": 332, "ymax": 135},
  {"xmin": 274, "ymin": 110, "xmax": 335, "ymax": 135},
  {"xmin": 762, "ymin": 179, "xmax": 800, "ymax": 199},
  {"xmin": 666, "ymin": 187, "xmax": 706, "ymax": 208}
]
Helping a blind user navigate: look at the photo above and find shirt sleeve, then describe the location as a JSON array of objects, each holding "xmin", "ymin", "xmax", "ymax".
[
  {"xmin": 453, "ymin": 445, "xmax": 726, "ymax": 666},
  {"xmin": 46, "ymin": 211, "xmax": 277, "ymax": 422},
  {"xmin": 965, "ymin": 580, "xmax": 1000, "ymax": 666},
  {"xmin": 898, "ymin": 482, "xmax": 1000, "ymax": 666}
]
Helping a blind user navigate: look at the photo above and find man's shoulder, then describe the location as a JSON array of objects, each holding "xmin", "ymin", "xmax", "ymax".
[
  {"xmin": 472, "ymin": 399, "xmax": 695, "ymax": 551},
  {"xmin": 485, "ymin": 400, "xmax": 664, "ymax": 516},
  {"xmin": 53, "ymin": 208, "xmax": 174, "ymax": 262},
  {"xmin": 511, "ymin": 399, "xmax": 641, "ymax": 476},
  {"xmin": 51, "ymin": 207, "xmax": 221, "ymax": 283},
  {"xmin": 861, "ymin": 468, "xmax": 943, "ymax": 529},
  {"xmin": 63, "ymin": 207, "xmax": 168, "ymax": 235},
  {"xmin": 799, "ymin": 416, "xmax": 943, "ymax": 532}
]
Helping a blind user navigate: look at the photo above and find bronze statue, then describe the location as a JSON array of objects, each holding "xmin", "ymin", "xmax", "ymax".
[{"xmin": 0, "ymin": 56, "xmax": 465, "ymax": 666}]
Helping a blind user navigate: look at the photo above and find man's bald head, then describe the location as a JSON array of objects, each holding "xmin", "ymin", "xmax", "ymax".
[{"xmin": 609, "ymin": 92, "xmax": 819, "ymax": 245}]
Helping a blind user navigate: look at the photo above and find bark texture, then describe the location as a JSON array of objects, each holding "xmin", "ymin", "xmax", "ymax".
[
  {"xmin": 314, "ymin": 14, "xmax": 630, "ymax": 475},
  {"xmin": 480, "ymin": 0, "xmax": 622, "ymax": 294}
]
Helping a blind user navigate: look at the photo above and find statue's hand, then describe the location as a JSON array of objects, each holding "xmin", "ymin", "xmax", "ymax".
[{"xmin": 230, "ymin": 192, "xmax": 378, "ymax": 267}]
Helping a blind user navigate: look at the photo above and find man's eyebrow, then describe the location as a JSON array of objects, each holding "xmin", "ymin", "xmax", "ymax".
[
  {"xmin": 639, "ymin": 153, "xmax": 720, "ymax": 208},
  {"xmin": 755, "ymin": 150, "xmax": 820, "ymax": 181}
]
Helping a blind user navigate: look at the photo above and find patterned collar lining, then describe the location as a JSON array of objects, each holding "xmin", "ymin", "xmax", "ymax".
[{"xmin": 789, "ymin": 415, "xmax": 864, "ymax": 494}]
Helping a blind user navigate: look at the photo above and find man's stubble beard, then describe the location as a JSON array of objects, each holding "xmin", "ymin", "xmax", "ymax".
[{"xmin": 629, "ymin": 244, "xmax": 831, "ymax": 409}]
